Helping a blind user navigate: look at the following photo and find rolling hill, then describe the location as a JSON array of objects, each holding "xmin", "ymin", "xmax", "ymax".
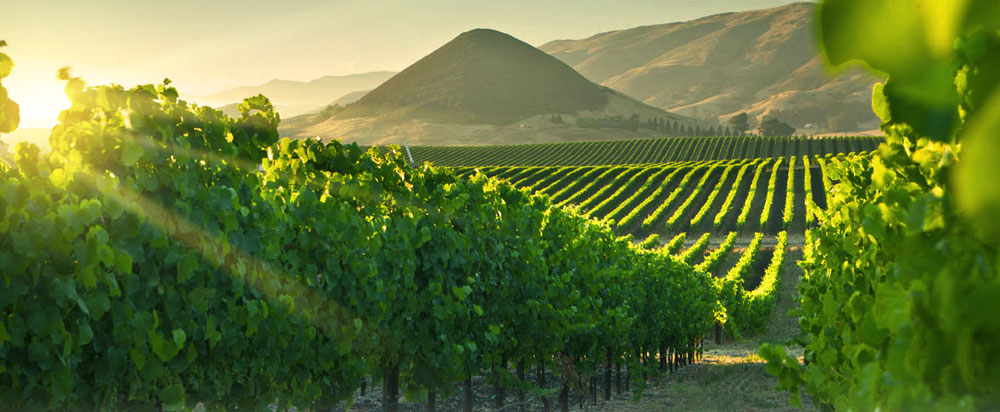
[
  {"xmin": 280, "ymin": 29, "xmax": 699, "ymax": 146},
  {"xmin": 333, "ymin": 28, "xmax": 612, "ymax": 125},
  {"xmin": 539, "ymin": 2, "xmax": 882, "ymax": 134}
]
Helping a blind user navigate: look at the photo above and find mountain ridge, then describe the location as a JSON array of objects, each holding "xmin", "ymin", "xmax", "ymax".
[
  {"xmin": 191, "ymin": 71, "xmax": 396, "ymax": 118},
  {"xmin": 539, "ymin": 2, "xmax": 881, "ymax": 133}
]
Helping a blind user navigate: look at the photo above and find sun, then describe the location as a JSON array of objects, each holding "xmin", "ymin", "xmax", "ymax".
[
  {"xmin": 6, "ymin": 79, "xmax": 72, "ymax": 130},
  {"xmin": 0, "ymin": 75, "xmax": 71, "ymax": 151}
]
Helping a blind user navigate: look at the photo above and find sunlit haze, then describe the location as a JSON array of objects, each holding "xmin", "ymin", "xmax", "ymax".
[{"xmin": 3, "ymin": 0, "xmax": 799, "ymax": 129}]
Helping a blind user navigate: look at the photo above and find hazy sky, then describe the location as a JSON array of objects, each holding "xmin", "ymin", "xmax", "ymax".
[{"xmin": 2, "ymin": 0, "xmax": 801, "ymax": 128}]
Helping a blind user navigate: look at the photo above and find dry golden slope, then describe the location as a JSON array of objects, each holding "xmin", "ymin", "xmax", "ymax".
[{"xmin": 540, "ymin": 2, "xmax": 882, "ymax": 134}]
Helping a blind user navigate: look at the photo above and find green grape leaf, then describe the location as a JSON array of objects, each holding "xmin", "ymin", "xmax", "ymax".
[
  {"xmin": 97, "ymin": 245, "xmax": 115, "ymax": 267},
  {"xmin": 0, "ymin": 58, "xmax": 14, "ymax": 79},
  {"xmin": 817, "ymin": 0, "xmax": 965, "ymax": 140},
  {"xmin": 204, "ymin": 315, "xmax": 221, "ymax": 348},
  {"xmin": 159, "ymin": 384, "xmax": 186, "ymax": 411},
  {"xmin": 0, "ymin": 98, "xmax": 20, "ymax": 136},
  {"xmin": 78, "ymin": 267, "xmax": 97, "ymax": 289},
  {"xmin": 120, "ymin": 140, "xmax": 144, "ymax": 167},
  {"xmin": 818, "ymin": 0, "xmax": 963, "ymax": 80},
  {"xmin": 872, "ymin": 83, "xmax": 891, "ymax": 122},
  {"xmin": 955, "ymin": 85, "xmax": 1000, "ymax": 237},
  {"xmin": 77, "ymin": 321, "xmax": 94, "ymax": 346},
  {"xmin": 187, "ymin": 288, "xmax": 214, "ymax": 313},
  {"xmin": 0, "ymin": 321, "xmax": 9, "ymax": 345},
  {"xmin": 150, "ymin": 332, "xmax": 173, "ymax": 362},
  {"xmin": 83, "ymin": 292, "xmax": 110, "ymax": 321},
  {"xmin": 115, "ymin": 251, "xmax": 133, "ymax": 274},
  {"xmin": 962, "ymin": 1, "xmax": 1000, "ymax": 37},
  {"xmin": 172, "ymin": 329, "xmax": 186, "ymax": 349},
  {"xmin": 176, "ymin": 253, "xmax": 197, "ymax": 284},
  {"xmin": 0, "ymin": 52, "xmax": 12, "ymax": 79},
  {"xmin": 49, "ymin": 168, "xmax": 68, "ymax": 187},
  {"xmin": 874, "ymin": 282, "xmax": 909, "ymax": 333}
]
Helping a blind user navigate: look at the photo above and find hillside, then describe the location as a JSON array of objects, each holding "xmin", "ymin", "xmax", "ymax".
[
  {"xmin": 280, "ymin": 29, "xmax": 697, "ymax": 146},
  {"xmin": 191, "ymin": 71, "xmax": 396, "ymax": 118},
  {"xmin": 330, "ymin": 90, "xmax": 370, "ymax": 106},
  {"xmin": 334, "ymin": 28, "xmax": 612, "ymax": 124},
  {"xmin": 540, "ymin": 2, "xmax": 882, "ymax": 134}
]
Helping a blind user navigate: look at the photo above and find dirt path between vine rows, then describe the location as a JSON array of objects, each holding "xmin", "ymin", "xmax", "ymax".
[{"xmin": 584, "ymin": 243, "xmax": 815, "ymax": 412}]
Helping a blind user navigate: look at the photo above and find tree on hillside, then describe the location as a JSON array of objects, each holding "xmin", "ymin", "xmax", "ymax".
[
  {"xmin": 728, "ymin": 112, "xmax": 750, "ymax": 135},
  {"xmin": 759, "ymin": 117, "xmax": 796, "ymax": 136},
  {"xmin": 826, "ymin": 112, "xmax": 856, "ymax": 132},
  {"xmin": 629, "ymin": 113, "xmax": 640, "ymax": 126},
  {"xmin": 317, "ymin": 103, "xmax": 346, "ymax": 122}
]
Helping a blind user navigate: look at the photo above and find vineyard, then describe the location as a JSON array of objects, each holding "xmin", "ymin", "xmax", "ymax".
[
  {"xmin": 0, "ymin": 57, "xmax": 870, "ymax": 411},
  {"xmin": 4, "ymin": 0, "xmax": 1000, "ymax": 409},
  {"xmin": 0, "ymin": 61, "xmax": 804, "ymax": 412},
  {"xmin": 447, "ymin": 152, "xmax": 850, "ymax": 240},
  {"xmin": 406, "ymin": 135, "xmax": 882, "ymax": 167},
  {"xmin": 427, "ymin": 138, "xmax": 874, "ymax": 345}
]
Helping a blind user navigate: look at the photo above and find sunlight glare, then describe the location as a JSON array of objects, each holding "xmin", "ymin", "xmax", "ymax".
[{"xmin": 7, "ymin": 79, "xmax": 71, "ymax": 129}]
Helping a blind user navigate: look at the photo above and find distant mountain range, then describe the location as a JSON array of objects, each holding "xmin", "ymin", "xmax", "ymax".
[
  {"xmin": 279, "ymin": 29, "xmax": 698, "ymax": 146},
  {"xmin": 540, "ymin": 2, "xmax": 882, "ymax": 133},
  {"xmin": 192, "ymin": 71, "xmax": 396, "ymax": 118}
]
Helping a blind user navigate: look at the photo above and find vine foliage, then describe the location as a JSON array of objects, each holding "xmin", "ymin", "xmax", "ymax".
[
  {"xmin": 0, "ymin": 51, "xmax": 718, "ymax": 410},
  {"xmin": 760, "ymin": 1, "xmax": 1000, "ymax": 410}
]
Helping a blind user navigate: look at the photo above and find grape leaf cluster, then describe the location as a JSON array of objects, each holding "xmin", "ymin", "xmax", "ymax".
[{"xmin": 760, "ymin": 1, "xmax": 1000, "ymax": 410}]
